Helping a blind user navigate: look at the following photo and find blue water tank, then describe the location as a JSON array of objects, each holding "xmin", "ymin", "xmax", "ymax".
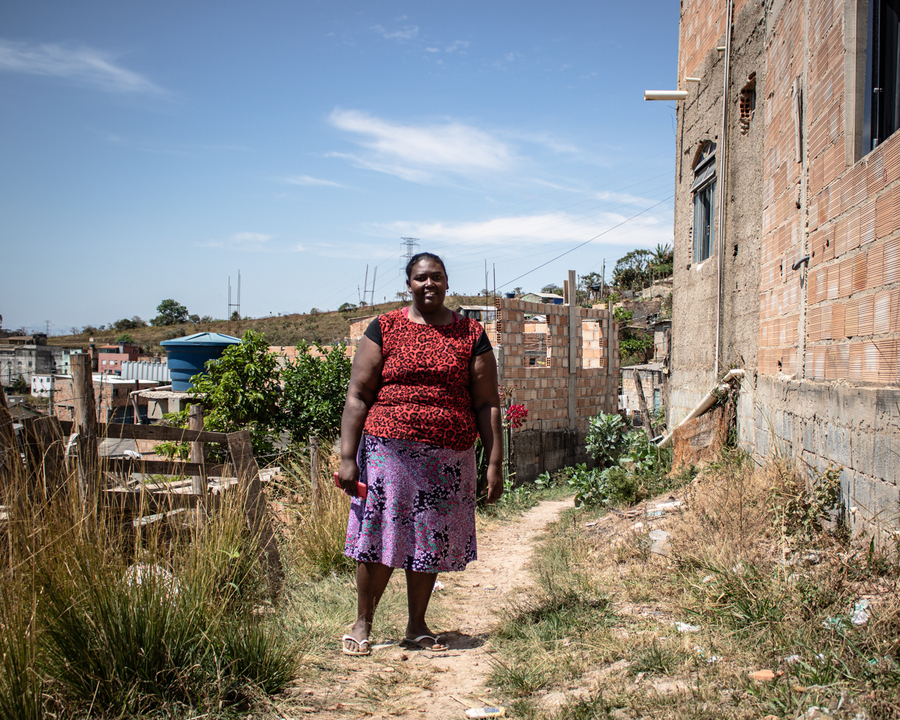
[{"xmin": 161, "ymin": 332, "xmax": 241, "ymax": 391}]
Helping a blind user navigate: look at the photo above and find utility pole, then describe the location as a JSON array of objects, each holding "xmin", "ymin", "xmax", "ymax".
[{"xmin": 600, "ymin": 259, "xmax": 606, "ymax": 301}]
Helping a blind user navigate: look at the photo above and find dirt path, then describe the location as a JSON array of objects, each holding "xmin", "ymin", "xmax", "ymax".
[{"xmin": 291, "ymin": 498, "xmax": 573, "ymax": 719}]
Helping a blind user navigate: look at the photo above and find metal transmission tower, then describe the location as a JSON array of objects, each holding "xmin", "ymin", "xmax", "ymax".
[
  {"xmin": 399, "ymin": 237, "xmax": 420, "ymax": 301},
  {"xmin": 228, "ymin": 271, "xmax": 241, "ymax": 320},
  {"xmin": 400, "ymin": 237, "xmax": 419, "ymax": 271}
]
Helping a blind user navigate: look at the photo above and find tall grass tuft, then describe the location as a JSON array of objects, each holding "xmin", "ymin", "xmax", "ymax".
[
  {"xmin": 0, "ymin": 582, "xmax": 43, "ymax": 720},
  {"xmin": 0, "ymin": 445, "xmax": 298, "ymax": 717},
  {"xmin": 282, "ymin": 450, "xmax": 354, "ymax": 578}
]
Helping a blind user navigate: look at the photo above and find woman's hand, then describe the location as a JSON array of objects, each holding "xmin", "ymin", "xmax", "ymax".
[
  {"xmin": 337, "ymin": 457, "xmax": 362, "ymax": 497},
  {"xmin": 485, "ymin": 462, "xmax": 504, "ymax": 504}
]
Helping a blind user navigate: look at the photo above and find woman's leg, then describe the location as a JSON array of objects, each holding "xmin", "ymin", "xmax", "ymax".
[
  {"xmin": 404, "ymin": 569, "xmax": 447, "ymax": 649},
  {"xmin": 346, "ymin": 561, "xmax": 394, "ymax": 648}
]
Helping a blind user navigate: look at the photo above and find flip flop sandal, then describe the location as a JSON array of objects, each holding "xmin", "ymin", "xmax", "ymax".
[
  {"xmin": 402, "ymin": 634, "xmax": 449, "ymax": 652},
  {"xmin": 341, "ymin": 634, "xmax": 371, "ymax": 656}
]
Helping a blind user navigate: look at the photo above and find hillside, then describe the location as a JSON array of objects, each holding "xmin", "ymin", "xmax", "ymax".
[{"xmin": 48, "ymin": 295, "xmax": 491, "ymax": 353}]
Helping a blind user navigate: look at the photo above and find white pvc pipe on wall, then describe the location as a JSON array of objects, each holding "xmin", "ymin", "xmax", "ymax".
[
  {"xmin": 658, "ymin": 369, "xmax": 745, "ymax": 448},
  {"xmin": 644, "ymin": 90, "xmax": 689, "ymax": 101}
]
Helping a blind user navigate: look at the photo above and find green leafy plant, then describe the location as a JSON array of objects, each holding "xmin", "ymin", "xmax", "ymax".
[
  {"xmin": 189, "ymin": 329, "xmax": 284, "ymax": 458},
  {"xmin": 585, "ymin": 412, "xmax": 627, "ymax": 469},
  {"xmin": 280, "ymin": 341, "xmax": 352, "ymax": 445},
  {"xmin": 613, "ymin": 306, "xmax": 634, "ymax": 324}
]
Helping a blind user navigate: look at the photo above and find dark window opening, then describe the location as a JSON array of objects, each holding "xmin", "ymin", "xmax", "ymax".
[
  {"xmin": 739, "ymin": 74, "xmax": 757, "ymax": 135},
  {"xmin": 691, "ymin": 141, "xmax": 716, "ymax": 264},
  {"xmin": 864, "ymin": 0, "xmax": 900, "ymax": 153}
]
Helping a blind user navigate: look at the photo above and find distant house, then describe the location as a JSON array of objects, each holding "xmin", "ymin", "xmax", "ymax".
[
  {"xmin": 52, "ymin": 374, "xmax": 157, "ymax": 424},
  {"xmin": 97, "ymin": 343, "xmax": 141, "ymax": 375},
  {"xmin": 456, "ymin": 305, "xmax": 497, "ymax": 323},
  {"xmin": 519, "ymin": 292, "xmax": 565, "ymax": 305},
  {"xmin": 0, "ymin": 334, "xmax": 56, "ymax": 386},
  {"xmin": 619, "ymin": 363, "xmax": 665, "ymax": 423}
]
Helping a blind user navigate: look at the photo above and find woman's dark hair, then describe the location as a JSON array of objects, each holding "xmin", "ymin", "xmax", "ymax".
[{"xmin": 405, "ymin": 252, "xmax": 447, "ymax": 280}]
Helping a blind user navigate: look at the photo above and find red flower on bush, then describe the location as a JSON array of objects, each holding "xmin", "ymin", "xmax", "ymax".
[{"xmin": 505, "ymin": 403, "xmax": 528, "ymax": 429}]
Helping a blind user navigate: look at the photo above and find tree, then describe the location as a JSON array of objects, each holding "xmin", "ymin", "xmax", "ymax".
[
  {"xmin": 579, "ymin": 272, "xmax": 604, "ymax": 304},
  {"xmin": 280, "ymin": 342, "xmax": 352, "ymax": 444},
  {"xmin": 649, "ymin": 243, "xmax": 674, "ymax": 279},
  {"xmin": 113, "ymin": 316, "xmax": 146, "ymax": 331},
  {"xmin": 338, "ymin": 302, "xmax": 357, "ymax": 313},
  {"xmin": 115, "ymin": 333, "xmax": 134, "ymax": 344},
  {"xmin": 151, "ymin": 299, "xmax": 189, "ymax": 327},
  {"xmin": 541, "ymin": 283, "xmax": 563, "ymax": 295},
  {"xmin": 188, "ymin": 330, "xmax": 283, "ymax": 457},
  {"xmin": 189, "ymin": 314, "xmax": 201, "ymax": 324},
  {"xmin": 612, "ymin": 249, "xmax": 653, "ymax": 291}
]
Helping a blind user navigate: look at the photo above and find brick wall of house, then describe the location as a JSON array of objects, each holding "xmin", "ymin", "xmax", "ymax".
[{"xmin": 672, "ymin": 0, "xmax": 900, "ymax": 535}]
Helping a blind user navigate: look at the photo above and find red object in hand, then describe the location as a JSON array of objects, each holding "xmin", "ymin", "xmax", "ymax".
[{"xmin": 333, "ymin": 471, "xmax": 367, "ymax": 499}]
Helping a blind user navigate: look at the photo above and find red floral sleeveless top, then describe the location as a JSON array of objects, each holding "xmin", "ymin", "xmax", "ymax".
[{"xmin": 363, "ymin": 308, "xmax": 489, "ymax": 451}]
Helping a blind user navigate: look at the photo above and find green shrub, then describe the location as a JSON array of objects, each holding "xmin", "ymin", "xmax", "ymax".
[{"xmin": 585, "ymin": 412, "xmax": 627, "ymax": 469}]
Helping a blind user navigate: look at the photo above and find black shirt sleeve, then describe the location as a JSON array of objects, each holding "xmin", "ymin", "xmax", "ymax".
[
  {"xmin": 472, "ymin": 329, "xmax": 492, "ymax": 356},
  {"xmin": 363, "ymin": 317, "xmax": 382, "ymax": 345}
]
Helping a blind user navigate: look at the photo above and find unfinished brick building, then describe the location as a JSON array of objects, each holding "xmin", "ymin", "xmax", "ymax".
[
  {"xmin": 671, "ymin": 0, "xmax": 900, "ymax": 532},
  {"xmin": 493, "ymin": 281, "xmax": 620, "ymax": 483}
]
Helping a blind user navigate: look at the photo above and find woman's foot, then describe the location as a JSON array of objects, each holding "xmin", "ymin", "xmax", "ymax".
[
  {"xmin": 342, "ymin": 620, "xmax": 371, "ymax": 656},
  {"xmin": 403, "ymin": 625, "xmax": 449, "ymax": 652}
]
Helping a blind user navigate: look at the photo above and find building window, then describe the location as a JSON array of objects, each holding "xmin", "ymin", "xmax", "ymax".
[
  {"xmin": 864, "ymin": 0, "xmax": 900, "ymax": 153},
  {"xmin": 692, "ymin": 141, "xmax": 716, "ymax": 263}
]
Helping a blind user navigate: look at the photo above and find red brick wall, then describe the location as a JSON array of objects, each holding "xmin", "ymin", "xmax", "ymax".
[{"xmin": 494, "ymin": 298, "xmax": 619, "ymax": 431}]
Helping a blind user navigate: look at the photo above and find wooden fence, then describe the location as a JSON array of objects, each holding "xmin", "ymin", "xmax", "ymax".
[{"xmin": 0, "ymin": 354, "xmax": 283, "ymax": 597}]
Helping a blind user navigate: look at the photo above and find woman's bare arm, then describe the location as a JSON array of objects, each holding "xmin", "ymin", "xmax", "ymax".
[
  {"xmin": 470, "ymin": 348, "xmax": 504, "ymax": 503},
  {"xmin": 337, "ymin": 336, "xmax": 383, "ymax": 494}
]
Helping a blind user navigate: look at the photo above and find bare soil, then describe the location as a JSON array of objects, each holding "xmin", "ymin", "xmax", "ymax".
[{"xmin": 282, "ymin": 498, "xmax": 573, "ymax": 719}]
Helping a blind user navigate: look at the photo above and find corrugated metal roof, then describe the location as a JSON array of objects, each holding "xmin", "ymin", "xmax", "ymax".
[{"xmin": 121, "ymin": 360, "xmax": 171, "ymax": 383}]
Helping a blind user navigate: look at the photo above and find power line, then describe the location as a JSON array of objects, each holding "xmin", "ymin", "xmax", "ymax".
[{"xmin": 497, "ymin": 195, "xmax": 674, "ymax": 290}]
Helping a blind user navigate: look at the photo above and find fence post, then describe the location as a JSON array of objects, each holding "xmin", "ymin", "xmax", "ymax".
[
  {"xmin": 226, "ymin": 430, "xmax": 284, "ymax": 599},
  {"xmin": 633, "ymin": 369, "xmax": 655, "ymax": 438},
  {"xmin": 0, "ymin": 384, "xmax": 18, "ymax": 493},
  {"xmin": 309, "ymin": 434, "xmax": 319, "ymax": 506},
  {"xmin": 189, "ymin": 403, "xmax": 206, "ymax": 516},
  {"xmin": 72, "ymin": 353, "xmax": 100, "ymax": 510},
  {"xmin": 566, "ymin": 269, "xmax": 578, "ymax": 431}
]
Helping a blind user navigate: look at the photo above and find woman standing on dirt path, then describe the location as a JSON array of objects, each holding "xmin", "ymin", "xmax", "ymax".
[{"xmin": 336, "ymin": 252, "xmax": 504, "ymax": 657}]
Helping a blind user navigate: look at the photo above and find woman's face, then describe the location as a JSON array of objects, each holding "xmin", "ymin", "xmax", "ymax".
[{"xmin": 407, "ymin": 258, "xmax": 448, "ymax": 313}]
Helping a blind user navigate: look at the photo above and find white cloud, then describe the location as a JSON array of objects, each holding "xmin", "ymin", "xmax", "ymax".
[
  {"xmin": 281, "ymin": 174, "xmax": 346, "ymax": 188},
  {"xmin": 447, "ymin": 40, "xmax": 469, "ymax": 52},
  {"xmin": 231, "ymin": 232, "xmax": 274, "ymax": 244},
  {"xmin": 0, "ymin": 39, "xmax": 163, "ymax": 94},
  {"xmin": 326, "ymin": 151, "xmax": 432, "ymax": 183},
  {"xmin": 374, "ymin": 209, "xmax": 672, "ymax": 250},
  {"xmin": 426, "ymin": 47, "xmax": 441, "ymax": 53},
  {"xmin": 329, "ymin": 109, "xmax": 514, "ymax": 182},
  {"xmin": 371, "ymin": 24, "xmax": 418, "ymax": 41}
]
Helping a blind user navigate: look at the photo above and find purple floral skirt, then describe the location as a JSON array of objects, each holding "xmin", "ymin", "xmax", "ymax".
[{"xmin": 344, "ymin": 435, "xmax": 477, "ymax": 573}]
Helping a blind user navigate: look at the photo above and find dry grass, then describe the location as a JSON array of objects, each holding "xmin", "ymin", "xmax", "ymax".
[{"xmin": 485, "ymin": 451, "xmax": 900, "ymax": 720}]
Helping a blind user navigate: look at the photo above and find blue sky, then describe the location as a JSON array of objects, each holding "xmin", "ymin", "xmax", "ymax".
[{"xmin": 0, "ymin": 1, "xmax": 680, "ymax": 334}]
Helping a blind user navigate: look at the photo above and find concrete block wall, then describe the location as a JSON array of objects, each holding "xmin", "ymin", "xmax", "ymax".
[{"xmin": 747, "ymin": 374, "xmax": 900, "ymax": 534}]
